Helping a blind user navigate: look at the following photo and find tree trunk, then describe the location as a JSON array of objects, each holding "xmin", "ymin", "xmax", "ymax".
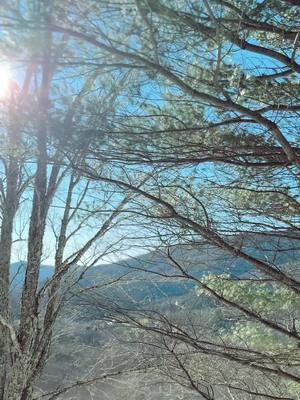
[
  {"xmin": 3, "ymin": 355, "xmax": 34, "ymax": 400},
  {"xmin": 0, "ymin": 136, "xmax": 20, "ymax": 397}
]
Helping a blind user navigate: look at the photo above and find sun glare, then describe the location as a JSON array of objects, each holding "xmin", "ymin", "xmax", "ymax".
[{"xmin": 0, "ymin": 64, "xmax": 12, "ymax": 98}]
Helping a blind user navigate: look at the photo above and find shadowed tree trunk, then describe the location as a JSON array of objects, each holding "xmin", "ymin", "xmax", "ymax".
[{"xmin": 0, "ymin": 131, "xmax": 20, "ymax": 398}]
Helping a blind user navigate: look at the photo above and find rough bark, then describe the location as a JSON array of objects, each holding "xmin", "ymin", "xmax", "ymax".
[{"xmin": 0, "ymin": 125, "xmax": 21, "ymax": 398}]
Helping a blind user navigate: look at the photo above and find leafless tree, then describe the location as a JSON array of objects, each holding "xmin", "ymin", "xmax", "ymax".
[{"xmin": 1, "ymin": 1, "xmax": 300, "ymax": 399}]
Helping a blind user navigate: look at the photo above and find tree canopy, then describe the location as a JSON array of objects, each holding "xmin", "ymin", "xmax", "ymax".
[{"xmin": 0, "ymin": 1, "xmax": 299, "ymax": 399}]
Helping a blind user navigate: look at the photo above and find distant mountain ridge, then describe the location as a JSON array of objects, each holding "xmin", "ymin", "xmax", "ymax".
[
  {"xmin": 10, "ymin": 262, "xmax": 54, "ymax": 291},
  {"xmin": 10, "ymin": 235, "xmax": 300, "ymax": 304}
]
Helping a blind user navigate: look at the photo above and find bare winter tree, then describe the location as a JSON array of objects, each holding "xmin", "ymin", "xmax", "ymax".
[
  {"xmin": 1, "ymin": 0, "xmax": 300, "ymax": 399},
  {"xmin": 39, "ymin": 0, "xmax": 300, "ymax": 398},
  {"xmin": 0, "ymin": 3, "xmax": 142, "ymax": 398}
]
